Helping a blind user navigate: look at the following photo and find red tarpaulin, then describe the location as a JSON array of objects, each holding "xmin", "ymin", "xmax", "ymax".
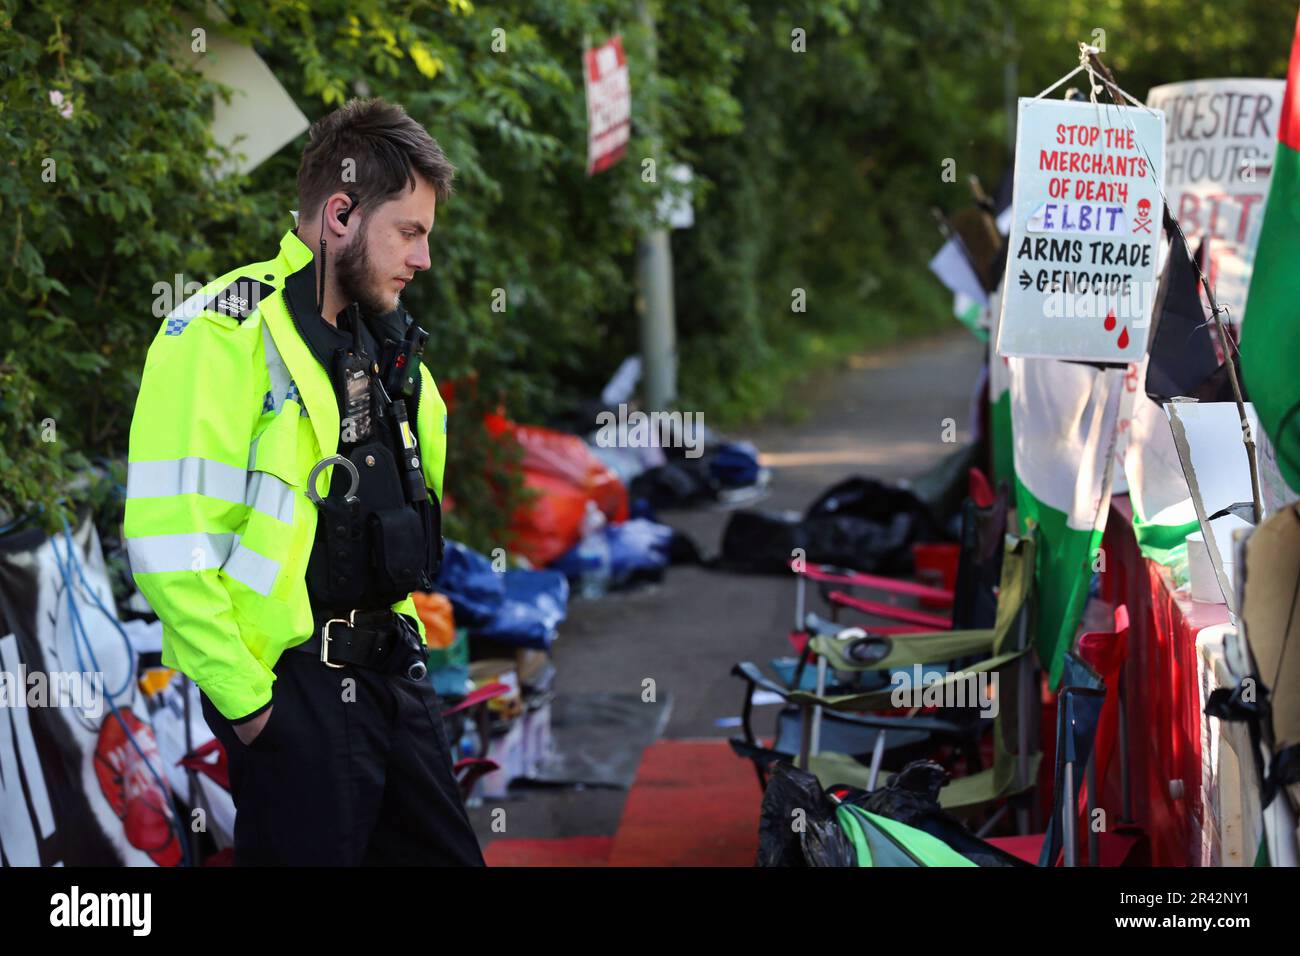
[{"xmin": 1099, "ymin": 496, "xmax": 1229, "ymax": 866}]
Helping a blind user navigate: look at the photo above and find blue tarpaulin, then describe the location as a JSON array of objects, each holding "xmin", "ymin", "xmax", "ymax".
[
  {"xmin": 550, "ymin": 518, "xmax": 674, "ymax": 588},
  {"xmin": 433, "ymin": 540, "xmax": 569, "ymax": 649},
  {"xmin": 477, "ymin": 570, "xmax": 569, "ymax": 650}
]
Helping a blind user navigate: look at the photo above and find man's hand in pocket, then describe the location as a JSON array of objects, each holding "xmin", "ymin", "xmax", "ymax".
[{"xmin": 234, "ymin": 706, "xmax": 273, "ymax": 746}]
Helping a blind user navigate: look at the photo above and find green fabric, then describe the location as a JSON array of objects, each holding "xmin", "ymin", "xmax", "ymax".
[
  {"xmin": 813, "ymin": 752, "xmax": 1043, "ymax": 814},
  {"xmin": 792, "ymin": 533, "xmax": 1041, "ymax": 821},
  {"xmin": 836, "ymin": 803, "xmax": 873, "ymax": 865},
  {"xmin": 808, "ymin": 627, "xmax": 995, "ymax": 673},
  {"xmin": 804, "ymin": 534, "xmax": 1032, "ymax": 679},
  {"xmin": 1015, "ymin": 475, "xmax": 1097, "ymax": 689},
  {"xmin": 955, "ymin": 300, "xmax": 988, "ymax": 342},
  {"xmin": 800, "ymin": 531, "xmax": 1042, "ymax": 814},
  {"xmin": 1132, "ymin": 516, "xmax": 1199, "ymax": 567},
  {"xmin": 789, "ymin": 647, "xmax": 1025, "ymax": 712},
  {"xmin": 792, "ymin": 536, "xmax": 1034, "ymax": 712},
  {"xmin": 835, "ymin": 804, "xmax": 976, "ymax": 867},
  {"xmin": 991, "ymin": 389, "xmax": 1015, "ymax": 489},
  {"xmin": 859, "ymin": 807, "xmax": 978, "ymax": 866},
  {"xmin": 1243, "ymin": 138, "xmax": 1300, "ymax": 490},
  {"xmin": 836, "ymin": 804, "xmax": 915, "ymax": 866}
]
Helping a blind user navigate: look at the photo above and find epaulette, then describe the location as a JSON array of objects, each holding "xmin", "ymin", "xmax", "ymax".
[{"xmin": 203, "ymin": 276, "xmax": 277, "ymax": 323}]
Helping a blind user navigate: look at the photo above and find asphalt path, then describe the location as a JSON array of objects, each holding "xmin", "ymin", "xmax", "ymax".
[{"xmin": 468, "ymin": 331, "xmax": 986, "ymax": 850}]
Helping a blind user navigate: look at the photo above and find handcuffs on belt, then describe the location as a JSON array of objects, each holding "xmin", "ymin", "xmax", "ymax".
[{"xmin": 307, "ymin": 454, "xmax": 360, "ymax": 506}]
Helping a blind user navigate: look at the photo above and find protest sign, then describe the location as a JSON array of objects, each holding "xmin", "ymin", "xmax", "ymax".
[
  {"xmin": 998, "ymin": 97, "xmax": 1166, "ymax": 362},
  {"xmin": 584, "ymin": 36, "xmax": 631, "ymax": 175},
  {"xmin": 1147, "ymin": 78, "xmax": 1285, "ymax": 324}
]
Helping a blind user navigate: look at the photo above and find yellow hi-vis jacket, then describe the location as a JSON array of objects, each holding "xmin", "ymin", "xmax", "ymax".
[{"xmin": 124, "ymin": 229, "xmax": 449, "ymax": 721}]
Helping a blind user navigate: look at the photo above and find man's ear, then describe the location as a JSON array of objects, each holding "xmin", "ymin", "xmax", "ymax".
[
  {"xmin": 325, "ymin": 191, "xmax": 361, "ymax": 235},
  {"xmin": 338, "ymin": 191, "xmax": 360, "ymax": 226}
]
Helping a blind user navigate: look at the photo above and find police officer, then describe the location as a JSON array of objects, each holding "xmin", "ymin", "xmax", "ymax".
[{"xmin": 124, "ymin": 99, "xmax": 485, "ymax": 866}]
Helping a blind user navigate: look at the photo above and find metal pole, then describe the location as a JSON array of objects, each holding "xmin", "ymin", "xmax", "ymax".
[
  {"xmin": 1063, "ymin": 759, "xmax": 1078, "ymax": 867},
  {"xmin": 866, "ymin": 730, "xmax": 887, "ymax": 791},
  {"xmin": 1087, "ymin": 751, "xmax": 1099, "ymax": 866},
  {"xmin": 1003, "ymin": 11, "xmax": 1017, "ymax": 153},
  {"xmin": 794, "ymin": 573, "xmax": 806, "ymax": 634},
  {"xmin": 1119, "ymin": 667, "xmax": 1134, "ymax": 823},
  {"xmin": 797, "ymin": 704, "xmax": 813, "ymax": 771},
  {"xmin": 810, "ymin": 655, "xmax": 827, "ymax": 756},
  {"xmin": 1015, "ymin": 611, "xmax": 1031, "ymax": 834},
  {"xmin": 635, "ymin": 0, "xmax": 677, "ymax": 411}
]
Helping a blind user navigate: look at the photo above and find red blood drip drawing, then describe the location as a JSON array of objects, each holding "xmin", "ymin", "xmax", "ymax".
[
  {"xmin": 1117, "ymin": 326, "xmax": 1130, "ymax": 349},
  {"xmin": 1103, "ymin": 311, "xmax": 1116, "ymax": 332}
]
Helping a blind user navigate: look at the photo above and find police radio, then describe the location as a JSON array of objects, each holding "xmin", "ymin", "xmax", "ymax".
[
  {"xmin": 379, "ymin": 320, "xmax": 429, "ymax": 399},
  {"xmin": 378, "ymin": 320, "xmax": 431, "ymax": 506}
]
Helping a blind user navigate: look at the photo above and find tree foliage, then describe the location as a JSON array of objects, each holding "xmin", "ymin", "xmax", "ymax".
[{"xmin": 1, "ymin": 0, "xmax": 1293, "ymax": 547}]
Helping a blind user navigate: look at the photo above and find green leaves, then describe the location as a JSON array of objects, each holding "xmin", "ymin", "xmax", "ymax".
[{"xmin": 17, "ymin": 0, "xmax": 1265, "ymax": 547}]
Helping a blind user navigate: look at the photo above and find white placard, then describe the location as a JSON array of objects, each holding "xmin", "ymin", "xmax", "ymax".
[
  {"xmin": 1146, "ymin": 79, "xmax": 1286, "ymax": 326},
  {"xmin": 1165, "ymin": 399, "xmax": 1261, "ymax": 611},
  {"xmin": 998, "ymin": 97, "xmax": 1166, "ymax": 362}
]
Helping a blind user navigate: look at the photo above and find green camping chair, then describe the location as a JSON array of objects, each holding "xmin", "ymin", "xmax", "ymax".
[{"xmin": 739, "ymin": 534, "xmax": 1043, "ymax": 834}]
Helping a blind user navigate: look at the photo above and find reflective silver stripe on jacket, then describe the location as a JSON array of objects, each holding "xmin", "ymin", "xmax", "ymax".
[
  {"xmin": 127, "ymin": 456, "xmax": 292, "ymax": 525},
  {"xmin": 127, "ymin": 458, "xmax": 246, "ymax": 505},
  {"xmin": 262, "ymin": 322, "xmax": 292, "ymax": 415},
  {"xmin": 245, "ymin": 470, "xmax": 295, "ymax": 525},
  {"xmin": 126, "ymin": 531, "xmax": 280, "ymax": 595},
  {"xmin": 126, "ymin": 532, "xmax": 236, "ymax": 574},
  {"xmin": 222, "ymin": 538, "xmax": 281, "ymax": 596}
]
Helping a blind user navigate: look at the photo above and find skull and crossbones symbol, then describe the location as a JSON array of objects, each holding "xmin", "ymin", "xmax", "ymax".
[{"xmin": 1132, "ymin": 198, "xmax": 1152, "ymax": 234}]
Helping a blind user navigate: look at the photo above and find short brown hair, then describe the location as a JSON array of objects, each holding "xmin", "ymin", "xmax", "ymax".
[{"xmin": 296, "ymin": 98, "xmax": 455, "ymax": 218}]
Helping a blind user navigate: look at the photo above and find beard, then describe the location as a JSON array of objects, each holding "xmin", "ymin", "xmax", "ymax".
[{"xmin": 333, "ymin": 223, "xmax": 400, "ymax": 319}]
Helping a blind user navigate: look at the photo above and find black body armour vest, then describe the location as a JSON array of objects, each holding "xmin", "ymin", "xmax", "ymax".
[{"xmin": 281, "ymin": 262, "xmax": 442, "ymax": 617}]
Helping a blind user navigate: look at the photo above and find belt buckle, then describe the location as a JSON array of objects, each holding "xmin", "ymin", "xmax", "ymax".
[{"xmin": 320, "ymin": 609, "xmax": 360, "ymax": 669}]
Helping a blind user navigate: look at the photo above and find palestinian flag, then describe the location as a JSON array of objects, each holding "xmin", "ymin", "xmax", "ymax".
[
  {"xmin": 1009, "ymin": 358, "xmax": 1124, "ymax": 688},
  {"xmin": 987, "ymin": 285, "xmax": 1016, "ymax": 487},
  {"xmin": 1121, "ymin": 228, "xmax": 1211, "ymax": 564},
  {"xmin": 1123, "ymin": 377, "xmax": 1200, "ymax": 565},
  {"xmin": 1243, "ymin": 10, "xmax": 1300, "ymax": 490}
]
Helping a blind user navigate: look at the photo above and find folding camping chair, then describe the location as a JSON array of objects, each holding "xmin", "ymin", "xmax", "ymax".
[
  {"xmin": 813, "ymin": 484, "xmax": 1008, "ymax": 635},
  {"xmin": 732, "ymin": 524, "xmax": 1026, "ymax": 793},
  {"xmin": 734, "ymin": 534, "xmax": 1043, "ymax": 835},
  {"xmin": 987, "ymin": 636, "xmax": 1146, "ymax": 867},
  {"xmin": 777, "ymin": 488, "xmax": 1009, "ymax": 717},
  {"xmin": 440, "ymin": 681, "xmax": 510, "ymax": 801},
  {"xmin": 829, "ymin": 655, "xmax": 1109, "ymax": 867},
  {"xmin": 985, "ymin": 654, "xmax": 1105, "ymax": 865}
]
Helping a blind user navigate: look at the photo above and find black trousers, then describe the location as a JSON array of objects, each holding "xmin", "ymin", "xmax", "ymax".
[{"xmin": 200, "ymin": 645, "xmax": 485, "ymax": 866}]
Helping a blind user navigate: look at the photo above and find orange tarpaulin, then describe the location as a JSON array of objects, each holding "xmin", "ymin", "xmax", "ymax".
[
  {"xmin": 501, "ymin": 420, "xmax": 627, "ymax": 566},
  {"xmin": 440, "ymin": 379, "xmax": 628, "ymax": 567},
  {"xmin": 412, "ymin": 591, "xmax": 456, "ymax": 649}
]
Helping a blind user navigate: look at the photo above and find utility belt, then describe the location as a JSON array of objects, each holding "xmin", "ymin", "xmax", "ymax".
[{"xmin": 291, "ymin": 608, "xmax": 428, "ymax": 681}]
